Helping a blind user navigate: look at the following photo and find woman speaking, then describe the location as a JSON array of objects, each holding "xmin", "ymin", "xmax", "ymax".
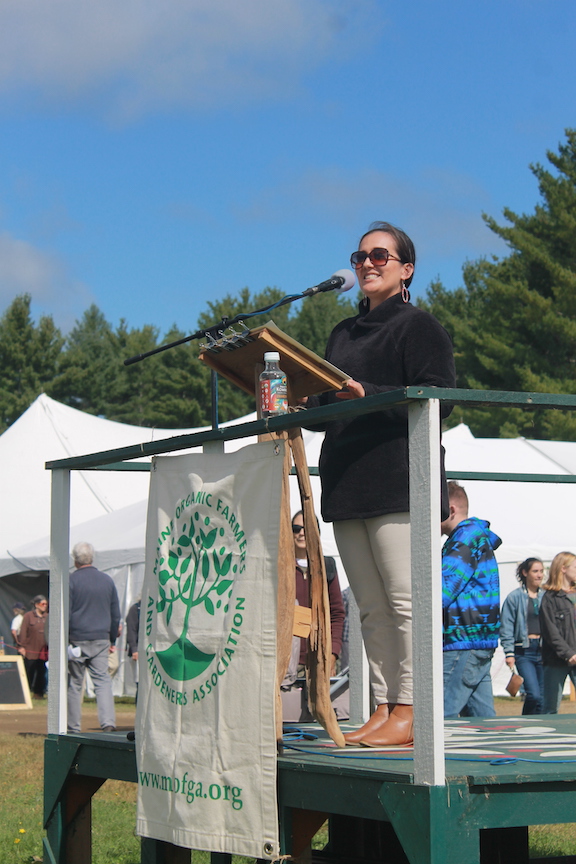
[{"xmin": 306, "ymin": 221, "xmax": 455, "ymax": 746}]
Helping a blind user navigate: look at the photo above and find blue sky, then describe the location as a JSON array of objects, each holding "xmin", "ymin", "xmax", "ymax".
[{"xmin": 0, "ymin": 0, "xmax": 574, "ymax": 339}]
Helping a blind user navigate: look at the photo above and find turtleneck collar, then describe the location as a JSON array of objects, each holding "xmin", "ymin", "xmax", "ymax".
[{"xmin": 357, "ymin": 291, "xmax": 408, "ymax": 320}]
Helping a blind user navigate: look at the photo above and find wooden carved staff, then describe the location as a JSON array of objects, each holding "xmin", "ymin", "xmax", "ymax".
[
  {"xmin": 288, "ymin": 427, "xmax": 345, "ymax": 748},
  {"xmin": 274, "ymin": 431, "xmax": 297, "ymax": 744}
]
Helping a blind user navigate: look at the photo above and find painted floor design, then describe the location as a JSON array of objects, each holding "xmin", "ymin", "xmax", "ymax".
[
  {"xmin": 283, "ymin": 716, "xmax": 576, "ymax": 764},
  {"xmin": 442, "ymin": 717, "xmax": 576, "ymax": 759}
]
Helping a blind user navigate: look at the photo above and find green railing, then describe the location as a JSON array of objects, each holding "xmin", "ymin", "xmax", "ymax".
[{"xmin": 46, "ymin": 385, "xmax": 576, "ymax": 474}]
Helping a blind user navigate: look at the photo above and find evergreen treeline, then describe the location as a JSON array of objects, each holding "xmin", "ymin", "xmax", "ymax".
[
  {"xmin": 419, "ymin": 129, "xmax": 576, "ymax": 440},
  {"xmin": 2, "ymin": 130, "xmax": 576, "ymax": 438},
  {"xmin": 0, "ymin": 286, "xmax": 357, "ymax": 433}
]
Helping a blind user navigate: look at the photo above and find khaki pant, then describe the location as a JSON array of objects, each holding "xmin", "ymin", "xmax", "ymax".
[{"xmin": 334, "ymin": 513, "xmax": 412, "ymax": 705}]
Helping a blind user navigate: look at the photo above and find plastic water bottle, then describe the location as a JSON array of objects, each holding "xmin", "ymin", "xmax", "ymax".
[{"xmin": 259, "ymin": 351, "xmax": 288, "ymax": 417}]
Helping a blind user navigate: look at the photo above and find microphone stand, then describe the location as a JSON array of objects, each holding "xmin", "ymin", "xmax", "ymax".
[{"xmin": 123, "ymin": 289, "xmax": 311, "ymax": 430}]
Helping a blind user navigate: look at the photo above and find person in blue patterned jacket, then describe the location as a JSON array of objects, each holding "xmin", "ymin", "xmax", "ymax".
[{"xmin": 441, "ymin": 481, "xmax": 502, "ymax": 718}]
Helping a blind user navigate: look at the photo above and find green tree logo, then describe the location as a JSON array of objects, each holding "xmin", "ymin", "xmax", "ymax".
[{"xmin": 155, "ymin": 510, "xmax": 237, "ymax": 682}]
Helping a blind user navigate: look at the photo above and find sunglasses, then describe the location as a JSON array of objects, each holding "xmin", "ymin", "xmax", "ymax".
[
  {"xmin": 350, "ymin": 248, "xmax": 403, "ymax": 269},
  {"xmin": 291, "ymin": 524, "xmax": 305, "ymax": 534}
]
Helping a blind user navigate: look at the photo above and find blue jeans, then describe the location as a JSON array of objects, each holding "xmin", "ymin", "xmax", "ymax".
[
  {"xmin": 515, "ymin": 640, "xmax": 543, "ymax": 714},
  {"xmin": 543, "ymin": 664, "xmax": 576, "ymax": 714},
  {"xmin": 443, "ymin": 648, "xmax": 496, "ymax": 718}
]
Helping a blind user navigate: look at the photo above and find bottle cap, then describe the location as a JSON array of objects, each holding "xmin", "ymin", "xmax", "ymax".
[{"xmin": 264, "ymin": 351, "xmax": 280, "ymax": 362}]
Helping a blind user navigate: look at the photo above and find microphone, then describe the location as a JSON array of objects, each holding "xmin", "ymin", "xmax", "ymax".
[{"xmin": 302, "ymin": 269, "xmax": 356, "ymax": 297}]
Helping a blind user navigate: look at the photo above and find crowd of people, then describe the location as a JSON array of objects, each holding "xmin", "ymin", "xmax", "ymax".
[
  {"xmin": 283, "ymin": 481, "xmax": 576, "ymax": 729},
  {"xmin": 7, "ymin": 534, "xmax": 576, "ymax": 728},
  {"xmin": 439, "ymin": 481, "xmax": 576, "ymax": 718}
]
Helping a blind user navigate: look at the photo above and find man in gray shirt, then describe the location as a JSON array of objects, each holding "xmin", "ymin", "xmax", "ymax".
[{"xmin": 68, "ymin": 541, "xmax": 121, "ymax": 733}]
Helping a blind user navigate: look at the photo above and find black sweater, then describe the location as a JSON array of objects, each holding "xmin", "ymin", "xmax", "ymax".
[
  {"xmin": 306, "ymin": 294, "xmax": 456, "ymax": 522},
  {"xmin": 540, "ymin": 589, "xmax": 576, "ymax": 667}
]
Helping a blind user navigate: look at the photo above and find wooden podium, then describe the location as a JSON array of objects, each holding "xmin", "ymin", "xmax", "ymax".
[{"xmin": 200, "ymin": 322, "xmax": 348, "ymax": 747}]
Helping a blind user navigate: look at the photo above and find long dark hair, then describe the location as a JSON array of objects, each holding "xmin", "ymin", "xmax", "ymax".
[{"xmin": 516, "ymin": 557, "xmax": 543, "ymax": 588}]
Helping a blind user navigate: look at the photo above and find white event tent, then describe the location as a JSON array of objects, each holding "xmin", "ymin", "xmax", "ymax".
[
  {"xmin": 1, "ymin": 394, "xmax": 575, "ymax": 695},
  {"xmin": 0, "ymin": 395, "xmax": 325, "ymax": 692}
]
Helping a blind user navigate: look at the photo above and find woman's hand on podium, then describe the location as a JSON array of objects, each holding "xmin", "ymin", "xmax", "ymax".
[{"xmin": 335, "ymin": 379, "xmax": 365, "ymax": 400}]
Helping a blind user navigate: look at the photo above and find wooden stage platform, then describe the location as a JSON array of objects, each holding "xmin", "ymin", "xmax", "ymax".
[{"xmin": 44, "ymin": 714, "xmax": 576, "ymax": 864}]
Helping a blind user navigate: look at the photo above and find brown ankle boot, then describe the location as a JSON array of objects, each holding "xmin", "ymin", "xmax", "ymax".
[
  {"xmin": 360, "ymin": 704, "xmax": 413, "ymax": 747},
  {"xmin": 343, "ymin": 703, "xmax": 391, "ymax": 745}
]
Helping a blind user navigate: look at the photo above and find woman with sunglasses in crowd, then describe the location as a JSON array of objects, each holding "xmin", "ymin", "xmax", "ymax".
[
  {"xmin": 282, "ymin": 512, "xmax": 346, "ymax": 720},
  {"xmin": 304, "ymin": 222, "xmax": 455, "ymax": 746},
  {"xmin": 500, "ymin": 557, "xmax": 545, "ymax": 714},
  {"xmin": 291, "ymin": 510, "xmax": 345, "ymax": 678},
  {"xmin": 540, "ymin": 551, "xmax": 576, "ymax": 713}
]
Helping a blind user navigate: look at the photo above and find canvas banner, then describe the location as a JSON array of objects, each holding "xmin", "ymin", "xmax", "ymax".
[{"xmin": 135, "ymin": 442, "xmax": 283, "ymax": 859}]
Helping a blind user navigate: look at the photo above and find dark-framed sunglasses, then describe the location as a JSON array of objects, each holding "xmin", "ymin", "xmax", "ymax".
[
  {"xmin": 291, "ymin": 524, "xmax": 305, "ymax": 534},
  {"xmin": 350, "ymin": 248, "xmax": 403, "ymax": 269}
]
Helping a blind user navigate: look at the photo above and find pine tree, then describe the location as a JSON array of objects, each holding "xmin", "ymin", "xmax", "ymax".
[
  {"xmin": 0, "ymin": 295, "xmax": 63, "ymax": 432},
  {"xmin": 51, "ymin": 308, "xmax": 212, "ymax": 428},
  {"xmin": 106, "ymin": 322, "xmax": 166, "ymax": 426},
  {"xmin": 420, "ymin": 129, "xmax": 576, "ymax": 439},
  {"xmin": 144, "ymin": 325, "xmax": 211, "ymax": 429},
  {"xmin": 107, "ymin": 322, "xmax": 211, "ymax": 428},
  {"xmin": 49, "ymin": 305, "xmax": 119, "ymax": 416}
]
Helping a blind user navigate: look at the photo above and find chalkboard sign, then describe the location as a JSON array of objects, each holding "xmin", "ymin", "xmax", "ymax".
[{"xmin": 0, "ymin": 656, "xmax": 32, "ymax": 709}]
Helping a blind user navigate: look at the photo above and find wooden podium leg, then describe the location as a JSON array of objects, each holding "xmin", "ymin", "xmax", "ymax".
[{"xmin": 289, "ymin": 428, "xmax": 345, "ymax": 748}]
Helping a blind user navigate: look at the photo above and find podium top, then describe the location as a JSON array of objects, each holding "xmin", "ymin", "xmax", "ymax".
[{"xmin": 199, "ymin": 320, "xmax": 349, "ymax": 401}]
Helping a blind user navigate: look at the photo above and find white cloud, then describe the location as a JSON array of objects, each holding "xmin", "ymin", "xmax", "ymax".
[
  {"xmin": 0, "ymin": 0, "xmax": 380, "ymax": 121},
  {"xmin": 0, "ymin": 232, "xmax": 94, "ymax": 328},
  {"xmin": 234, "ymin": 165, "xmax": 509, "ymax": 260}
]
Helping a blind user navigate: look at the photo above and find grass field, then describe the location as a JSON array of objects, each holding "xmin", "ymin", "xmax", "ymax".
[
  {"xmin": 3, "ymin": 698, "xmax": 576, "ymax": 861},
  {"xmin": 0, "ymin": 699, "xmax": 254, "ymax": 863},
  {"xmin": 0, "ymin": 731, "xmax": 141, "ymax": 864},
  {"xmin": 1, "ymin": 728, "xmax": 267, "ymax": 863}
]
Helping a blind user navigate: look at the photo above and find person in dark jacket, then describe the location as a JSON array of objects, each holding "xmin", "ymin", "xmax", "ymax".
[
  {"xmin": 305, "ymin": 221, "xmax": 456, "ymax": 747},
  {"xmin": 540, "ymin": 551, "xmax": 576, "ymax": 714},
  {"xmin": 281, "ymin": 512, "xmax": 347, "ymax": 722},
  {"xmin": 441, "ymin": 482, "xmax": 501, "ymax": 717},
  {"xmin": 500, "ymin": 557, "xmax": 545, "ymax": 714},
  {"xmin": 18, "ymin": 595, "xmax": 49, "ymax": 698},
  {"xmin": 291, "ymin": 510, "xmax": 345, "ymax": 674},
  {"xmin": 67, "ymin": 541, "xmax": 121, "ymax": 733},
  {"xmin": 126, "ymin": 598, "xmax": 141, "ymax": 700}
]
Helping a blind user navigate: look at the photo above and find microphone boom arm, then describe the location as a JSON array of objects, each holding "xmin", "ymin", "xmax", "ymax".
[
  {"xmin": 123, "ymin": 269, "xmax": 354, "ymax": 366},
  {"xmin": 125, "ymin": 289, "xmax": 314, "ymax": 366},
  {"xmin": 124, "ymin": 293, "xmax": 308, "ymax": 366}
]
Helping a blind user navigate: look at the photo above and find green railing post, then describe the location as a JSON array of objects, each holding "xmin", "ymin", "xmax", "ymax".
[{"xmin": 409, "ymin": 398, "xmax": 445, "ymax": 786}]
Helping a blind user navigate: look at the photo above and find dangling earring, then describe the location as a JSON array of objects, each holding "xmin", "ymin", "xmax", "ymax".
[{"xmin": 401, "ymin": 280, "xmax": 410, "ymax": 303}]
